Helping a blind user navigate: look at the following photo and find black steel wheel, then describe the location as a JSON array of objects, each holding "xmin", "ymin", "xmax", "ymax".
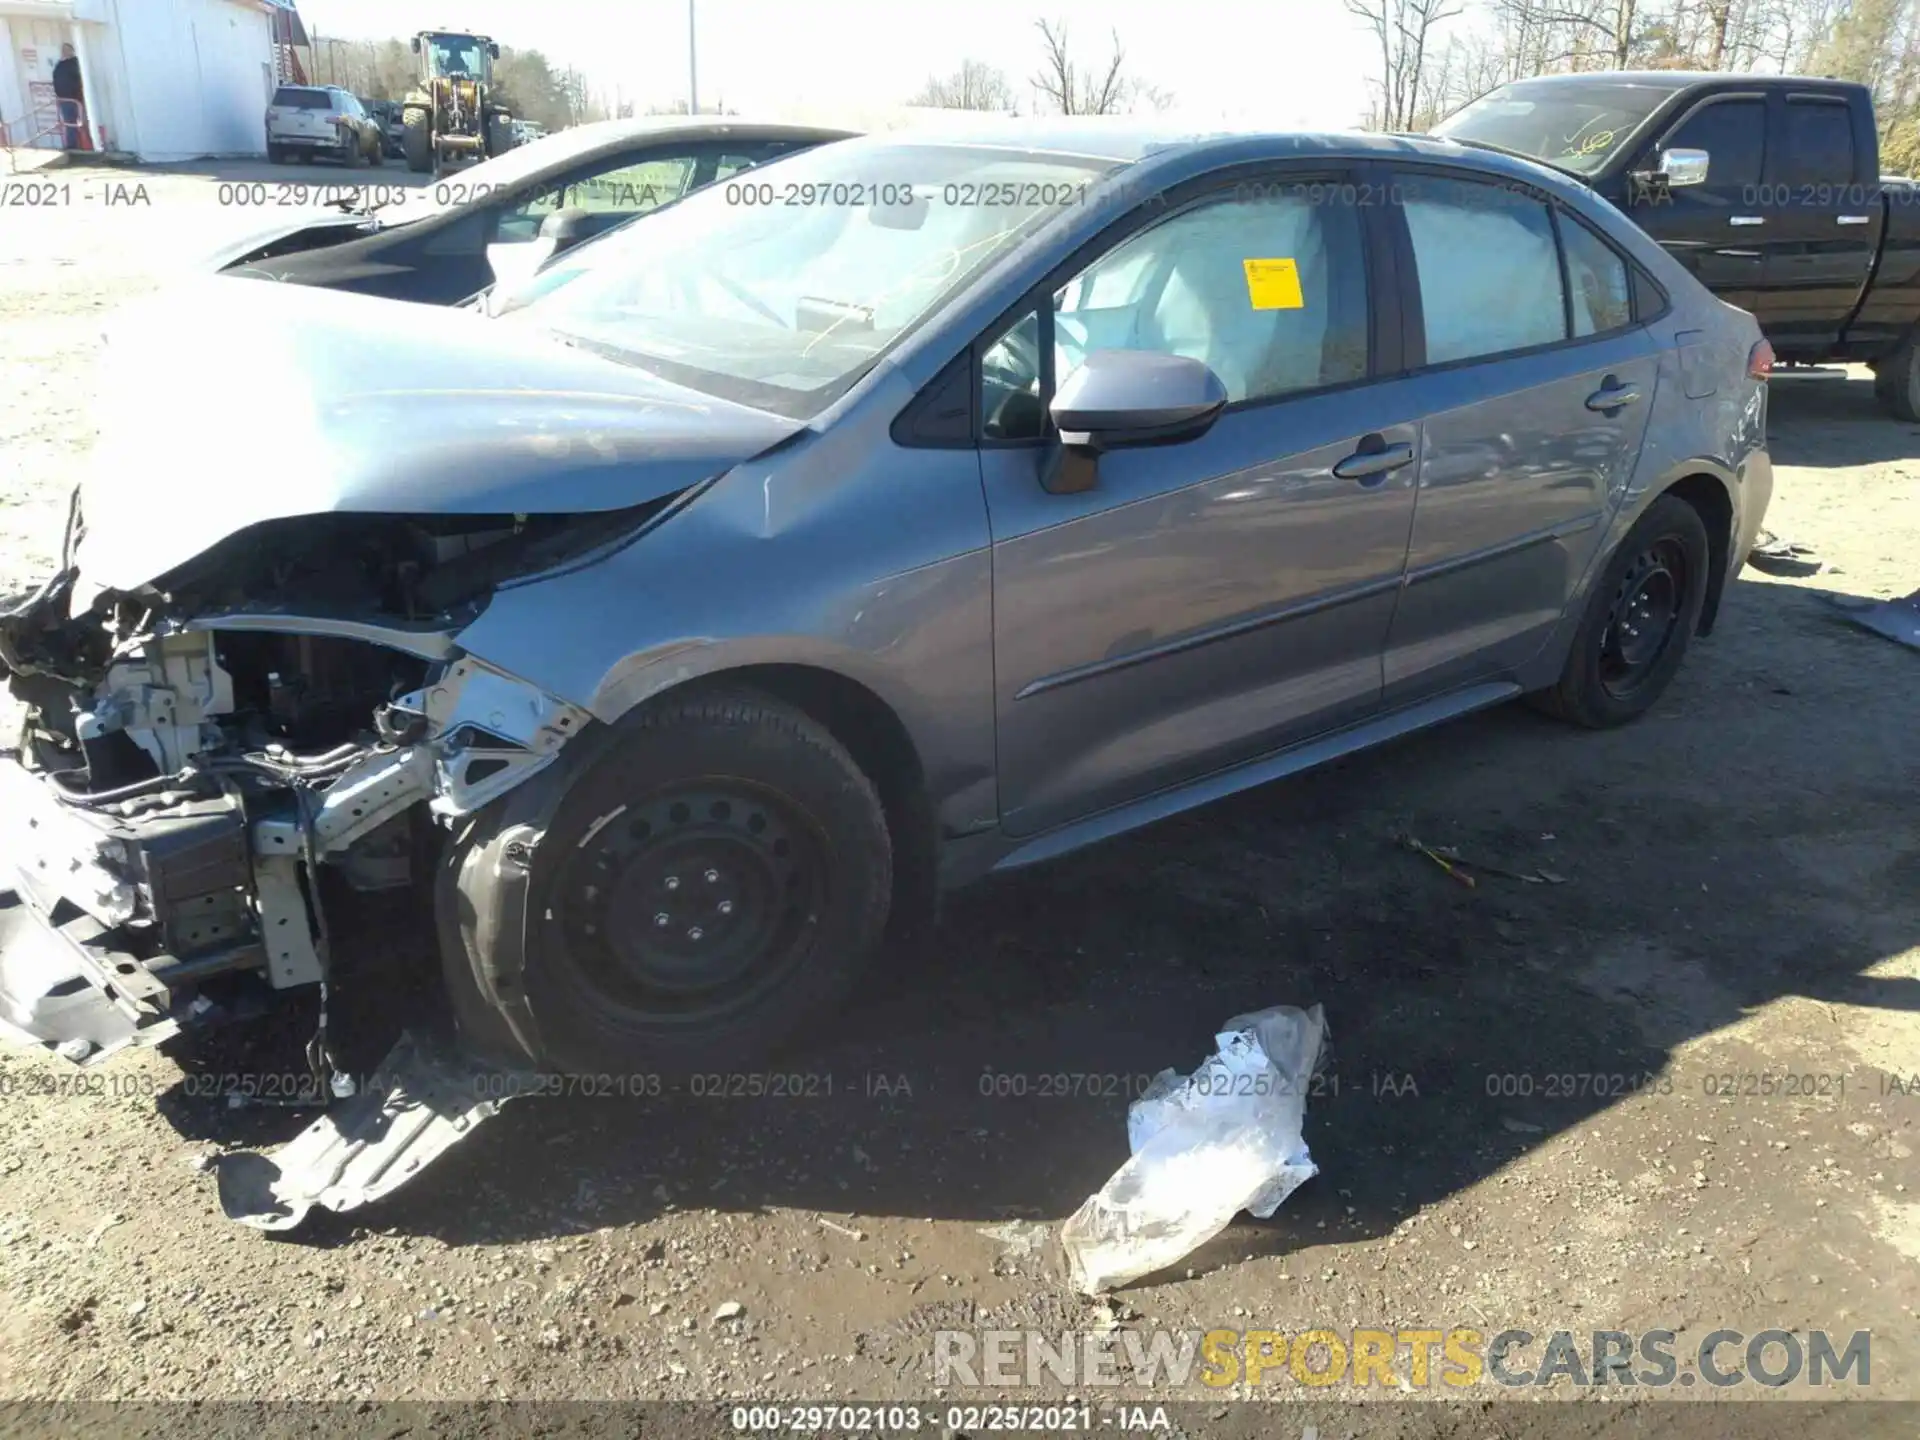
[
  {"xmin": 441, "ymin": 688, "xmax": 893, "ymax": 1074},
  {"xmin": 555, "ymin": 782, "xmax": 828, "ymax": 1028},
  {"xmin": 1531, "ymin": 493, "xmax": 1711, "ymax": 729},
  {"xmin": 1597, "ymin": 537, "xmax": 1688, "ymax": 700}
]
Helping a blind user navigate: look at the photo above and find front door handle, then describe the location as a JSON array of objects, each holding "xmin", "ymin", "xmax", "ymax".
[
  {"xmin": 1586, "ymin": 379, "xmax": 1642, "ymax": 413},
  {"xmin": 1331, "ymin": 439, "xmax": 1414, "ymax": 482}
]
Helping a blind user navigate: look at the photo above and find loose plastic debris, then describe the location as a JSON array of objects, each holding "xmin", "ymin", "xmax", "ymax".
[
  {"xmin": 214, "ymin": 1029, "xmax": 535, "ymax": 1230},
  {"xmin": 1831, "ymin": 587, "xmax": 1920, "ymax": 651},
  {"xmin": 1060, "ymin": 1004, "xmax": 1327, "ymax": 1295},
  {"xmin": 1746, "ymin": 530, "xmax": 1822, "ymax": 577}
]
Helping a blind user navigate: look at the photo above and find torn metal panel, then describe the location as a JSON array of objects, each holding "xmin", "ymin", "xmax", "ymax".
[
  {"xmin": 0, "ymin": 890, "xmax": 180, "ymax": 1062},
  {"xmin": 398, "ymin": 656, "xmax": 592, "ymax": 817},
  {"xmin": 0, "ymin": 889, "xmax": 191, "ymax": 1063},
  {"xmin": 214, "ymin": 1029, "xmax": 533, "ymax": 1230},
  {"xmin": 1833, "ymin": 588, "xmax": 1920, "ymax": 651}
]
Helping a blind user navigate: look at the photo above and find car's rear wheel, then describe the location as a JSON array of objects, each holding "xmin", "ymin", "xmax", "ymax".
[
  {"xmin": 441, "ymin": 689, "xmax": 893, "ymax": 1075},
  {"xmin": 1872, "ymin": 328, "xmax": 1920, "ymax": 422},
  {"xmin": 267, "ymin": 143, "xmax": 285, "ymax": 164},
  {"xmin": 1529, "ymin": 494, "xmax": 1710, "ymax": 729}
]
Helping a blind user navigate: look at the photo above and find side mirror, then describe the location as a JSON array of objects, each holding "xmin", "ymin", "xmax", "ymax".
[
  {"xmin": 489, "ymin": 42, "xmax": 501, "ymax": 58},
  {"xmin": 1657, "ymin": 147, "xmax": 1710, "ymax": 187},
  {"xmin": 486, "ymin": 236, "xmax": 557, "ymax": 290},
  {"xmin": 1041, "ymin": 350, "xmax": 1228, "ymax": 494},
  {"xmin": 410, "ymin": 35, "xmax": 421, "ymax": 53},
  {"xmin": 538, "ymin": 206, "xmax": 593, "ymax": 253}
]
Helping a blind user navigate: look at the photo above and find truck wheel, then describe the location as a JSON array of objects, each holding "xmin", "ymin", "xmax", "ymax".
[
  {"xmin": 441, "ymin": 689, "xmax": 893, "ymax": 1075},
  {"xmin": 1873, "ymin": 331, "xmax": 1920, "ymax": 422},
  {"xmin": 1529, "ymin": 494, "xmax": 1710, "ymax": 729},
  {"xmin": 402, "ymin": 109, "xmax": 432, "ymax": 173}
]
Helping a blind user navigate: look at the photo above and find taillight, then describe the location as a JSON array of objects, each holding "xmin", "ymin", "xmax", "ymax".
[
  {"xmin": 1748, "ymin": 339, "xmax": 1774, "ymax": 379},
  {"xmin": 266, "ymin": 108, "xmax": 281, "ymax": 120}
]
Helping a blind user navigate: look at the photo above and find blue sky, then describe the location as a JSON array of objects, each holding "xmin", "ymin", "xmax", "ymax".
[{"xmin": 297, "ymin": 0, "xmax": 1383, "ymax": 128}]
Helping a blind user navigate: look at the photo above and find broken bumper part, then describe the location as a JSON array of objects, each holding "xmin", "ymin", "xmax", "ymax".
[
  {"xmin": 0, "ymin": 889, "xmax": 182, "ymax": 1062},
  {"xmin": 215, "ymin": 1029, "xmax": 531, "ymax": 1231}
]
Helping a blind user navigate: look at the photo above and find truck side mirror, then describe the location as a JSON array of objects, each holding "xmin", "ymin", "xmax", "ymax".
[
  {"xmin": 1657, "ymin": 147, "xmax": 1710, "ymax": 187},
  {"xmin": 410, "ymin": 35, "xmax": 421, "ymax": 53},
  {"xmin": 489, "ymin": 42, "xmax": 500, "ymax": 58}
]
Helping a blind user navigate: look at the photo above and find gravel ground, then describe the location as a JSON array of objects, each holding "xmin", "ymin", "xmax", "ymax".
[{"xmin": 0, "ymin": 162, "xmax": 1915, "ymax": 1428}]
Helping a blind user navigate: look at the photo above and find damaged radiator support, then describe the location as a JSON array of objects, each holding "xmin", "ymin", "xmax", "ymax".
[{"xmin": 249, "ymin": 745, "xmax": 438, "ymax": 988}]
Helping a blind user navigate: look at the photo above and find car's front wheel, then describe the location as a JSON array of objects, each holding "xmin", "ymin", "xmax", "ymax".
[
  {"xmin": 441, "ymin": 689, "xmax": 894, "ymax": 1075},
  {"xmin": 1530, "ymin": 493, "xmax": 1711, "ymax": 728}
]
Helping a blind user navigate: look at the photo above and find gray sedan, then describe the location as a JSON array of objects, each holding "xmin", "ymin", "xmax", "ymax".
[{"xmin": 0, "ymin": 122, "xmax": 1771, "ymax": 1084}]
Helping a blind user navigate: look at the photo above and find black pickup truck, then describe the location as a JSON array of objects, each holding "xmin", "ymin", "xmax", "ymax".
[{"xmin": 1432, "ymin": 71, "xmax": 1920, "ymax": 419}]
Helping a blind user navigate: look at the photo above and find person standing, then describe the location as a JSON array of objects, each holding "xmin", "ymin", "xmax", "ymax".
[{"xmin": 51, "ymin": 43, "xmax": 85, "ymax": 149}]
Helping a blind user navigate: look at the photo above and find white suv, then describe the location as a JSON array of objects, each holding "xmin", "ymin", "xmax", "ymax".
[{"xmin": 266, "ymin": 86, "xmax": 382, "ymax": 166}]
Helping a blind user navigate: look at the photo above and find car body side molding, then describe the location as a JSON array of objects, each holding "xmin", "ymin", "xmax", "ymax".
[{"xmin": 989, "ymin": 679, "xmax": 1522, "ymax": 873}]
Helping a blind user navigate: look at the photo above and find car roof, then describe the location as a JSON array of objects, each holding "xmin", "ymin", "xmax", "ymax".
[
  {"xmin": 815, "ymin": 119, "xmax": 1571, "ymax": 171},
  {"xmin": 541, "ymin": 116, "xmax": 858, "ymax": 148},
  {"xmin": 1488, "ymin": 70, "xmax": 1864, "ymax": 89}
]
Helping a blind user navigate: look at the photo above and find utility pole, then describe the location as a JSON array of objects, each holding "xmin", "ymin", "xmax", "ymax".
[{"xmin": 688, "ymin": 0, "xmax": 698, "ymax": 115}]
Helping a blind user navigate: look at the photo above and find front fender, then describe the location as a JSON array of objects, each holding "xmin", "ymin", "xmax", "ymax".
[{"xmin": 451, "ymin": 387, "xmax": 1000, "ymax": 836}]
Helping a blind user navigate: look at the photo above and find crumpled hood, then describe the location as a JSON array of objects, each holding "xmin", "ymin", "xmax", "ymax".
[
  {"xmin": 76, "ymin": 279, "xmax": 803, "ymax": 602},
  {"xmin": 202, "ymin": 208, "xmax": 378, "ymax": 272}
]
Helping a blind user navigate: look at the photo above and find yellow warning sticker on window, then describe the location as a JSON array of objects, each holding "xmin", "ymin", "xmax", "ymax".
[{"xmin": 1243, "ymin": 257, "xmax": 1304, "ymax": 310}]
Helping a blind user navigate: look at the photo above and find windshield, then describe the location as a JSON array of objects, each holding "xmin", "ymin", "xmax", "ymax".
[
  {"xmin": 1432, "ymin": 79, "xmax": 1675, "ymax": 174},
  {"xmin": 492, "ymin": 141, "xmax": 1124, "ymax": 418},
  {"xmin": 427, "ymin": 34, "xmax": 485, "ymax": 77}
]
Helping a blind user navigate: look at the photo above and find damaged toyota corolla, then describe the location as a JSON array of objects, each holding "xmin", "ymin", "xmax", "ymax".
[{"xmin": 0, "ymin": 123, "xmax": 1770, "ymax": 1224}]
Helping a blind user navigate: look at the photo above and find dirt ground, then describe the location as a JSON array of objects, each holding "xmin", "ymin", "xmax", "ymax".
[{"xmin": 0, "ymin": 162, "xmax": 1915, "ymax": 1430}]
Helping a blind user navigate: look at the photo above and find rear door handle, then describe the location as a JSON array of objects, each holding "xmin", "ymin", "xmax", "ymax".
[
  {"xmin": 1586, "ymin": 380, "xmax": 1641, "ymax": 413},
  {"xmin": 1729, "ymin": 215, "xmax": 1765, "ymax": 226},
  {"xmin": 1331, "ymin": 439, "xmax": 1414, "ymax": 482}
]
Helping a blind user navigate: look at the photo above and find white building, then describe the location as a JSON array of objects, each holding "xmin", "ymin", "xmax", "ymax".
[{"xmin": 2, "ymin": 0, "xmax": 295, "ymax": 161}]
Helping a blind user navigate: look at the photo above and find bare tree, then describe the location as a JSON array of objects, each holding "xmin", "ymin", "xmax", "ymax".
[
  {"xmin": 912, "ymin": 58, "xmax": 1018, "ymax": 111},
  {"xmin": 1346, "ymin": 0, "xmax": 1465, "ymax": 130},
  {"xmin": 1031, "ymin": 18, "xmax": 1147, "ymax": 115}
]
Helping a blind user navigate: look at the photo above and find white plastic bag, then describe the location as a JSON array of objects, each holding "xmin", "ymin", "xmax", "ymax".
[{"xmin": 1060, "ymin": 1004, "xmax": 1326, "ymax": 1295}]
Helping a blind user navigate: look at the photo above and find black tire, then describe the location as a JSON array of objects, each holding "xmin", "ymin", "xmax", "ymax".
[
  {"xmin": 1530, "ymin": 494, "xmax": 1711, "ymax": 729},
  {"xmin": 267, "ymin": 143, "xmax": 285, "ymax": 164},
  {"xmin": 1873, "ymin": 329, "xmax": 1920, "ymax": 422},
  {"xmin": 443, "ymin": 688, "xmax": 893, "ymax": 1075},
  {"xmin": 402, "ymin": 109, "xmax": 432, "ymax": 173}
]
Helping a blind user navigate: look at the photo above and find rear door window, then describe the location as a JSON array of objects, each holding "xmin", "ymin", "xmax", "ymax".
[
  {"xmin": 1662, "ymin": 99, "xmax": 1765, "ymax": 188},
  {"xmin": 1776, "ymin": 97, "xmax": 1856, "ymax": 186},
  {"xmin": 1400, "ymin": 173, "xmax": 1566, "ymax": 364}
]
